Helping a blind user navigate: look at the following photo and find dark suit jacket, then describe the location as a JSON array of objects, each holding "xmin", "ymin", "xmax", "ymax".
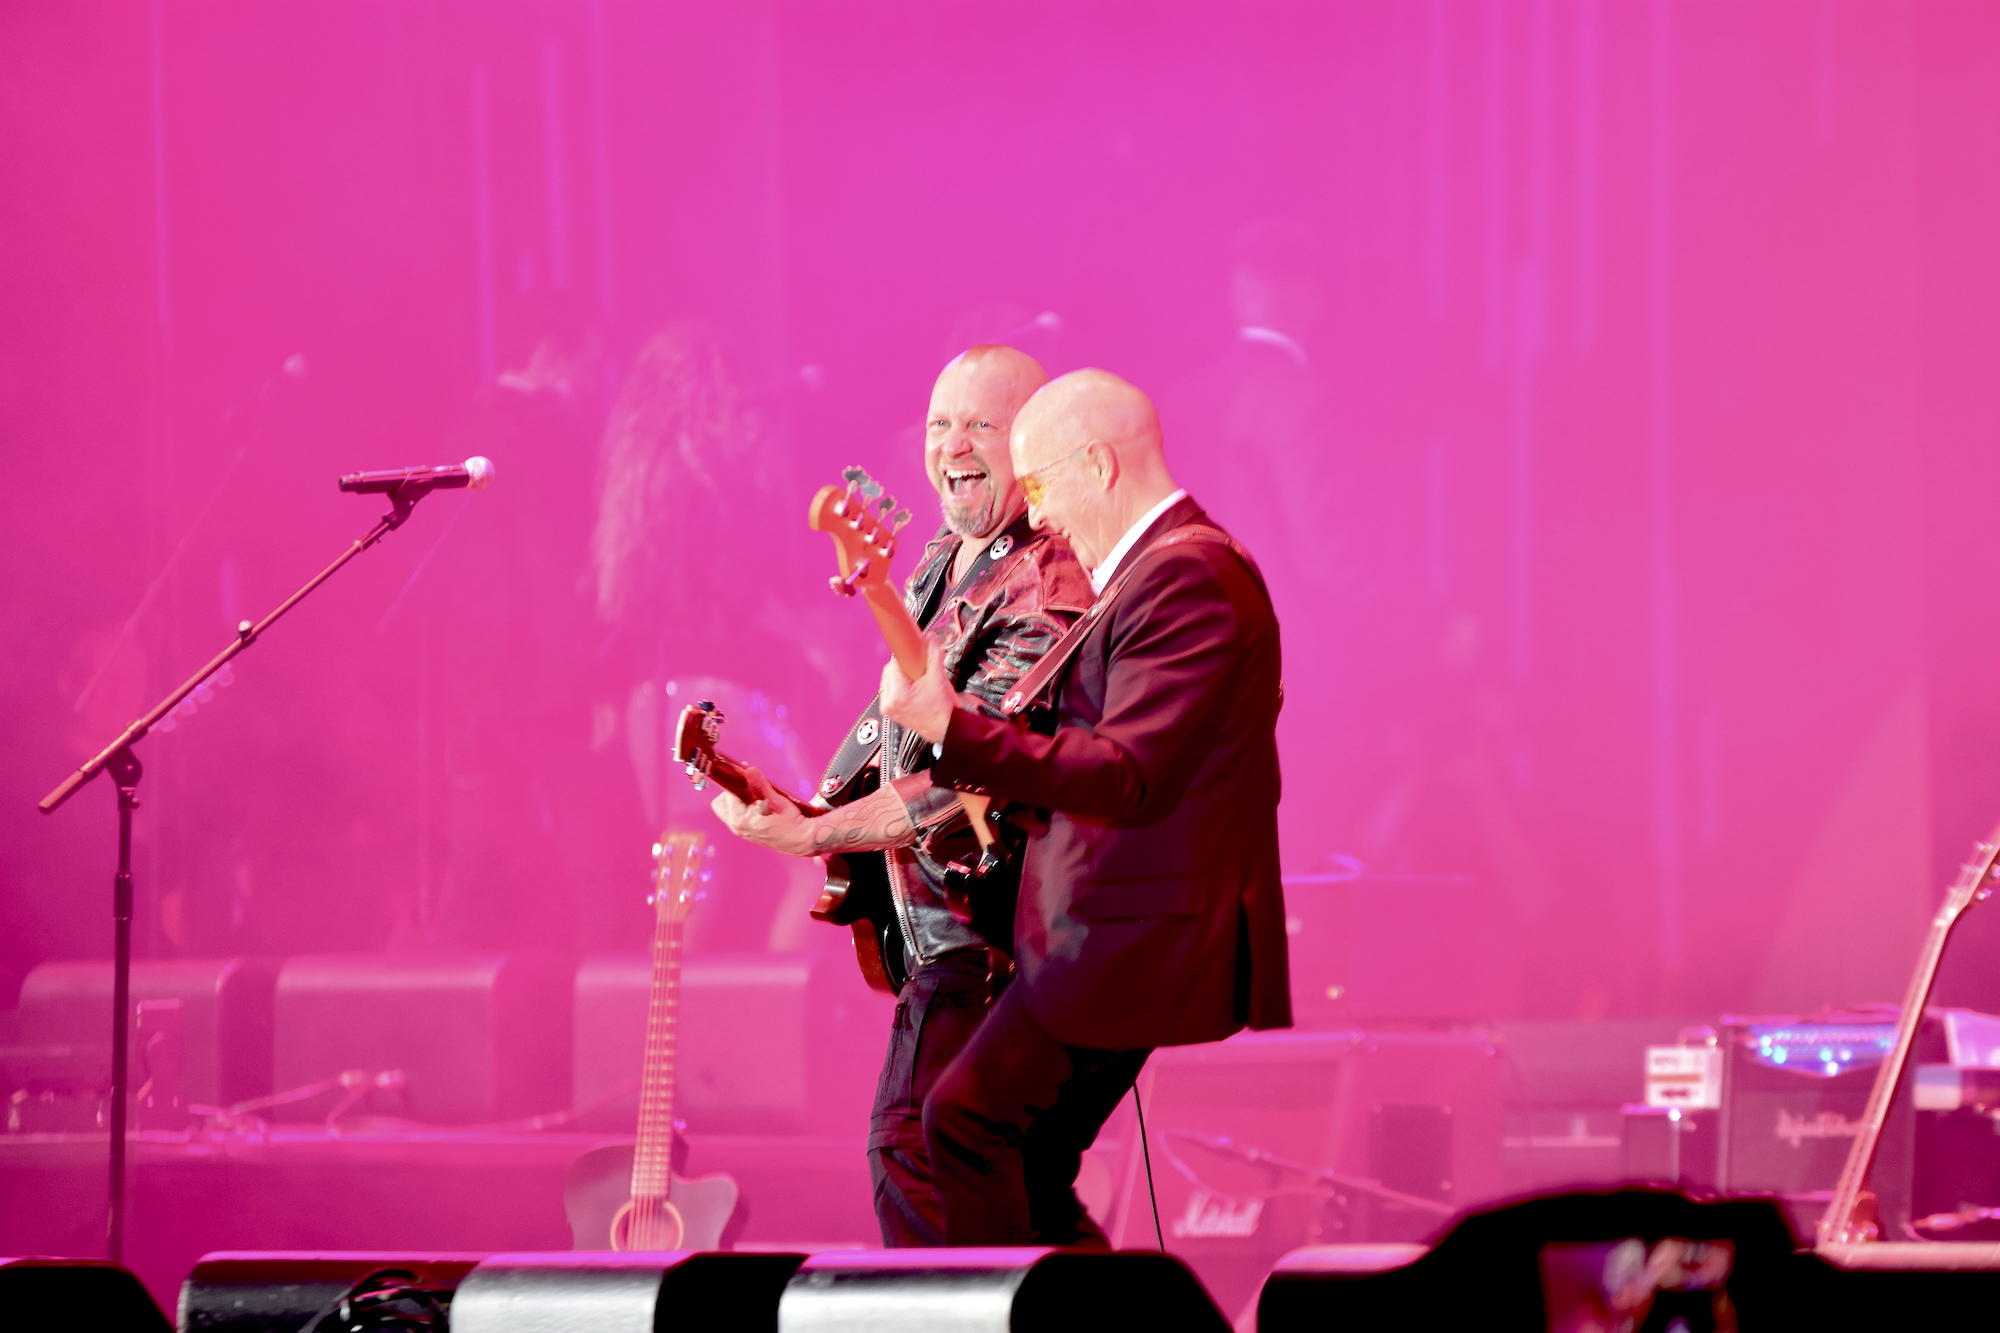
[{"xmin": 932, "ymin": 498, "xmax": 1291, "ymax": 1049}]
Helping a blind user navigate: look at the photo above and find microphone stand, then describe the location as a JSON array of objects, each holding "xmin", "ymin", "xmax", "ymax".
[{"xmin": 37, "ymin": 481, "xmax": 441, "ymax": 1262}]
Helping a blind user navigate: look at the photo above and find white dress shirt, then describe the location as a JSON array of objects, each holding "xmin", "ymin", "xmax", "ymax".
[{"xmin": 1089, "ymin": 488, "xmax": 1189, "ymax": 595}]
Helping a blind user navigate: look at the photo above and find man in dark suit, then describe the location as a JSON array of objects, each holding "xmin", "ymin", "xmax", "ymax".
[{"xmin": 880, "ymin": 367, "xmax": 1290, "ymax": 1245}]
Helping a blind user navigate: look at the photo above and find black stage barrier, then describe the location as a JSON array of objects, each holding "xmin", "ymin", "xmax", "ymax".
[
  {"xmin": 452, "ymin": 1251, "xmax": 805, "ymax": 1333},
  {"xmin": 0, "ymin": 1256, "xmax": 171, "ymax": 1333},
  {"xmin": 778, "ymin": 1248, "xmax": 1230, "ymax": 1332},
  {"xmin": 181, "ymin": 1250, "xmax": 808, "ymax": 1333},
  {"xmin": 181, "ymin": 1253, "xmax": 482, "ymax": 1332}
]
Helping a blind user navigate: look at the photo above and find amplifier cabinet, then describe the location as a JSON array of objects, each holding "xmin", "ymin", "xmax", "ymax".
[
  {"xmin": 1109, "ymin": 1028, "xmax": 1503, "ymax": 1321},
  {"xmin": 1622, "ymin": 1105, "xmax": 1720, "ymax": 1195},
  {"xmin": 15, "ymin": 958, "xmax": 278, "ymax": 1108},
  {"xmin": 273, "ymin": 953, "xmax": 572, "ymax": 1124},
  {"xmin": 572, "ymin": 949, "xmax": 890, "ymax": 1135},
  {"xmin": 1715, "ymin": 1019, "xmax": 1941, "ymax": 1233}
]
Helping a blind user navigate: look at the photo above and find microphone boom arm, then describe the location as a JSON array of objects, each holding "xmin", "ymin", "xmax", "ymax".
[{"xmin": 40, "ymin": 486, "xmax": 428, "ymax": 813}]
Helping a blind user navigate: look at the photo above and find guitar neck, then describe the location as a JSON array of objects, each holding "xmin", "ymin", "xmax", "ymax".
[
  {"xmin": 1817, "ymin": 824, "xmax": 2000, "ymax": 1246},
  {"xmin": 859, "ymin": 582, "xmax": 930, "ymax": 681},
  {"xmin": 857, "ymin": 569, "xmax": 997, "ymax": 849},
  {"xmin": 704, "ymin": 751, "xmax": 817, "ymax": 817},
  {"xmin": 631, "ymin": 889, "xmax": 684, "ymax": 1204}
]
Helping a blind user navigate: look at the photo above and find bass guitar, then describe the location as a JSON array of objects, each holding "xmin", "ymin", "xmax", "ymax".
[
  {"xmin": 809, "ymin": 466, "xmax": 1008, "ymax": 894},
  {"xmin": 1815, "ymin": 815, "xmax": 2000, "ymax": 1248},
  {"xmin": 673, "ymin": 700, "xmax": 907, "ymax": 995},
  {"xmin": 564, "ymin": 830, "xmax": 741, "ymax": 1249}
]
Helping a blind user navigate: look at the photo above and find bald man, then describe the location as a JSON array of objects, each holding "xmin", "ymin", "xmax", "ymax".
[
  {"xmin": 880, "ymin": 368, "xmax": 1290, "ymax": 1245},
  {"xmin": 710, "ymin": 345, "xmax": 1093, "ymax": 1245}
]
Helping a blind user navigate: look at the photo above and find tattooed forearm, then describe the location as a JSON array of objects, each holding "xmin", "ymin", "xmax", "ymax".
[{"xmin": 805, "ymin": 782, "xmax": 921, "ymax": 854}]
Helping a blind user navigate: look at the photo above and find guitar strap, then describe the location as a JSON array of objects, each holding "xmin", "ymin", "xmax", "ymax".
[
  {"xmin": 998, "ymin": 523, "xmax": 1250, "ymax": 718},
  {"xmin": 815, "ymin": 511, "xmax": 1048, "ymax": 802}
]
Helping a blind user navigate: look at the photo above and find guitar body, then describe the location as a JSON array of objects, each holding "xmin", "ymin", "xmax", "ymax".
[
  {"xmin": 812, "ymin": 849, "xmax": 908, "ymax": 995},
  {"xmin": 562, "ymin": 1142, "xmax": 742, "ymax": 1251}
]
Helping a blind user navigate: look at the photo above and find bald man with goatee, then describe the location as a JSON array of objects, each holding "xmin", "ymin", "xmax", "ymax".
[
  {"xmin": 711, "ymin": 345, "xmax": 1095, "ymax": 1246},
  {"xmin": 881, "ymin": 368, "xmax": 1291, "ymax": 1245}
]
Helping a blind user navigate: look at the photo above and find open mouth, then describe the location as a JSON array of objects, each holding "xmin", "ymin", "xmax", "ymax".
[{"xmin": 944, "ymin": 467, "xmax": 987, "ymax": 497}]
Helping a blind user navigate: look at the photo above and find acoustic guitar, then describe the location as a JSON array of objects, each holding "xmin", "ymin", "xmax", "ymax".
[{"xmin": 564, "ymin": 830, "xmax": 741, "ymax": 1249}]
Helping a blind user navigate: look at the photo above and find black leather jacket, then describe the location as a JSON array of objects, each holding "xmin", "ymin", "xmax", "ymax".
[{"xmin": 817, "ymin": 510, "xmax": 1090, "ymax": 970}]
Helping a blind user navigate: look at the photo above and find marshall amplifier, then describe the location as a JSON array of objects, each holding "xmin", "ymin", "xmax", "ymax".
[{"xmin": 1109, "ymin": 1028, "xmax": 1503, "ymax": 1323}]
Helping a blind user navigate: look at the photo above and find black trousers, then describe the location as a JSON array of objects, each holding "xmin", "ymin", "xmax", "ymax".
[
  {"xmin": 867, "ymin": 949, "xmax": 993, "ymax": 1246},
  {"xmin": 921, "ymin": 977, "xmax": 1151, "ymax": 1246}
]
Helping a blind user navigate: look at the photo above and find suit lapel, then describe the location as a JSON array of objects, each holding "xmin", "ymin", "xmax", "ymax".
[{"xmin": 997, "ymin": 497, "xmax": 1213, "ymax": 717}]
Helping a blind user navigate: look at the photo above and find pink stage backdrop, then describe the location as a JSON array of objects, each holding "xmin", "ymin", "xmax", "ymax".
[{"xmin": 6, "ymin": 0, "xmax": 2000, "ymax": 1031}]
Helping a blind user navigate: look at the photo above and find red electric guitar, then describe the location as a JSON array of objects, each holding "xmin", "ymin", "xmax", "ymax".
[{"xmin": 673, "ymin": 701, "xmax": 904, "ymax": 995}]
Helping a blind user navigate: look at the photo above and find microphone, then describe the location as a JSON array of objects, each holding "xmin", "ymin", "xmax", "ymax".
[{"xmin": 338, "ymin": 457, "xmax": 495, "ymax": 494}]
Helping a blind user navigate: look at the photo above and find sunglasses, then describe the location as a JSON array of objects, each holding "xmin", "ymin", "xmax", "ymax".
[{"xmin": 1018, "ymin": 446, "xmax": 1088, "ymax": 507}]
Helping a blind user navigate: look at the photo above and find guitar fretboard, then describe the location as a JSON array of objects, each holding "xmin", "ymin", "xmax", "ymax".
[{"xmin": 629, "ymin": 835, "xmax": 699, "ymax": 1215}]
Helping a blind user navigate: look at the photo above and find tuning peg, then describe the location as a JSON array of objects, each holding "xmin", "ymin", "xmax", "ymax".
[
  {"xmin": 859, "ymin": 476, "xmax": 883, "ymax": 500},
  {"xmin": 842, "ymin": 465, "xmax": 868, "ymax": 486},
  {"xmin": 890, "ymin": 508, "xmax": 912, "ymax": 532},
  {"xmin": 830, "ymin": 561, "xmax": 870, "ymax": 596}
]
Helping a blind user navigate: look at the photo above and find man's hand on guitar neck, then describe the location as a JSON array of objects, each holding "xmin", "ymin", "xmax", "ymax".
[
  {"xmin": 879, "ymin": 640, "xmax": 957, "ymax": 745},
  {"xmin": 710, "ymin": 764, "xmax": 925, "ymax": 858}
]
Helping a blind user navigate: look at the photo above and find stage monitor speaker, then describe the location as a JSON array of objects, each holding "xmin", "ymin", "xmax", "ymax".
[
  {"xmin": 179, "ymin": 1252, "xmax": 483, "ymax": 1333},
  {"xmin": 777, "ymin": 1248, "xmax": 1228, "ymax": 1332},
  {"xmin": 1110, "ymin": 1028, "xmax": 1503, "ymax": 1321},
  {"xmin": 0, "ymin": 1257, "xmax": 170, "ymax": 1333},
  {"xmin": 1254, "ymin": 1244, "xmax": 1428, "ymax": 1332},
  {"xmin": 573, "ymin": 949, "xmax": 890, "ymax": 1134},
  {"xmin": 272, "ymin": 953, "xmax": 572, "ymax": 1124},
  {"xmin": 15, "ymin": 958, "xmax": 278, "ymax": 1108},
  {"xmin": 451, "ymin": 1251, "xmax": 805, "ymax": 1333}
]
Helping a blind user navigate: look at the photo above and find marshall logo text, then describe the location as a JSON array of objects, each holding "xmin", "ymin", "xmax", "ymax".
[{"xmin": 1169, "ymin": 1190, "xmax": 1265, "ymax": 1240}]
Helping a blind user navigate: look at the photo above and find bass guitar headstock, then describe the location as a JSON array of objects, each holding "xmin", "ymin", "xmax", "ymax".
[
  {"xmin": 650, "ymin": 830, "xmax": 706, "ymax": 923},
  {"xmin": 809, "ymin": 466, "xmax": 913, "ymax": 599}
]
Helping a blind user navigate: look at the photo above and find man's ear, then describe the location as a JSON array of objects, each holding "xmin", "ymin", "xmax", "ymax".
[{"xmin": 1085, "ymin": 439, "xmax": 1118, "ymax": 489}]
